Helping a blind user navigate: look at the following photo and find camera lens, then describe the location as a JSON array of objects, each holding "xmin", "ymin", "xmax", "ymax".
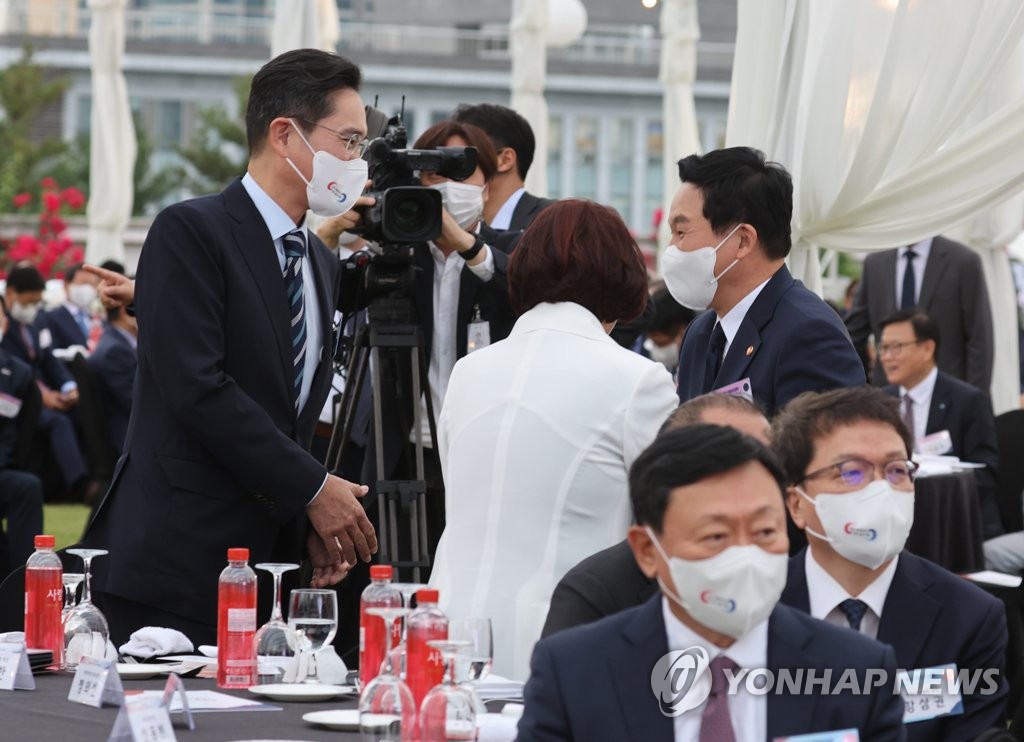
[{"xmin": 393, "ymin": 197, "xmax": 423, "ymax": 229}]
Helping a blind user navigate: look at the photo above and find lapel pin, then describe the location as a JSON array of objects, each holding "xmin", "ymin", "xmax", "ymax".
[{"xmin": 745, "ymin": 346, "xmax": 754, "ymax": 357}]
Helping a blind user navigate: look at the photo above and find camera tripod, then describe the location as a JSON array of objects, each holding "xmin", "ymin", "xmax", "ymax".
[{"xmin": 327, "ymin": 293, "xmax": 435, "ymax": 583}]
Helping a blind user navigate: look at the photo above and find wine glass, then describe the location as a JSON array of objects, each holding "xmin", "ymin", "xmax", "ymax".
[
  {"xmin": 389, "ymin": 582, "xmax": 427, "ymax": 678},
  {"xmin": 61, "ymin": 573, "xmax": 85, "ymax": 621},
  {"xmin": 287, "ymin": 589, "xmax": 337, "ymax": 683},
  {"xmin": 419, "ymin": 640, "xmax": 476, "ymax": 741},
  {"xmin": 63, "ymin": 549, "xmax": 109, "ymax": 670},
  {"xmin": 359, "ymin": 607, "xmax": 414, "ymax": 742},
  {"xmin": 253, "ymin": 563, "xmax": 300, "ymax": 685},
  {"xmin": 448, "ymin": 618, "xmax": 492, "ymax": 714}
]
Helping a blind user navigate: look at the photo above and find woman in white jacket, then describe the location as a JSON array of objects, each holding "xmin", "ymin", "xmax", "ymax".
[{"xmin": 429, "ymin": 199, "xmax": 679, "ymax": 680}]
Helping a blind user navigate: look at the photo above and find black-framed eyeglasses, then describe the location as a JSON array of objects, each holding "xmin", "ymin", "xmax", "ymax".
[
  {"xmin": 295, "ymin": 117, "xmax": 368, "ymax": 156},
  {"xmin": 801, "ymin": 457, "xmax": 919, "ymax": 488},
  {"xmin": 877, "ymin": 340, "xmax": 923, "ymax": 357}
]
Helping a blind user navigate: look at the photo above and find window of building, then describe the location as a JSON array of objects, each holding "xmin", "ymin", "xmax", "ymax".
[
  {"xmin": 645, "ymin": 118, "xmax": 663, "ymax": 233},
  {"xmin": 608, "ymin": 117, "xmax": 633, "ymax": 225},
  {"xmin": 573, "ymin": 117, "xmax": 597, "ymax": 200},
  {"xmin": 547, "ymin": 115, "xmax": 562, "ymax": 199}
]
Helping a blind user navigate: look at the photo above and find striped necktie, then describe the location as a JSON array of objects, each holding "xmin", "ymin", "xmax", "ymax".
[{"xmin": 283, "ymin": 229, "xmax": 307, "ymax": 409}]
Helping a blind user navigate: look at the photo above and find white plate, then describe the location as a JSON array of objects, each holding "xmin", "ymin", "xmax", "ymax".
[
  {"xmin": 159, "ymin": 654, "xmax": 218, "ymax": 666},
  {"xmin": 117, "ymin": 663, "xmax": 183, "ymax": 679},
  {"xmin": 302, "ymin": 709, "xmax": 362, "ymax": 731},
  {"xmin": 248, "ymin": 683, "xmax": 355, "ymax": 702},
  {"xmin": 198, "ymin": 645, "xmax": 218, "ymax": 658}
]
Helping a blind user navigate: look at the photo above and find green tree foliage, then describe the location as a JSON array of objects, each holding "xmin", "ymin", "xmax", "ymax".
[{"xmin": 177, "ymin": 75, "xmax": 250, "ymax": 194}]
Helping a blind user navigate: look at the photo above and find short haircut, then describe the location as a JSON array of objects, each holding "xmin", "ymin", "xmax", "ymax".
[
  {"xmin": 677, "ymin": 147, "xmax": 793, "ymax": 261},
  {"xmin": 879, "ymin": 308, "xmax": 941, "ymax": 353},
  {"xmin": 660, "ymin": 393, "xmax": 765, "ymax": 434},
  {"xmin": 7, "ymin": 265, "xmax": 45, "ymax": 293},
  {"xmin": 453, "ymin": 103, "xmax": 536, "ymax": 180},
  {"xmin": 246, "ymin": 49, "xmax": 362, "ymax": 155},
  {"xmin": 508, "ymin": 199, "xmax": 648, "ymax": 323},
  {"xmin": 66, "ymin": 263, "xmax": 84, "ymax": 283},
  {"xmin": 771, "ymin": 386, "xmax": 913, "ymax": 485},
  {"xmin": 648, "ymin": 287, "xmax": 696, "ymax": 334},
  {"xmin": 631, "ymin": 424, "xmax": 787, "ymax": 533},
  {"xmin": 100, "ymin": 259, "xmax": 125, "ymax": 275},
  {"xmin": 414, "ymin": 120, "xmax": 498, "ymax": 182}
]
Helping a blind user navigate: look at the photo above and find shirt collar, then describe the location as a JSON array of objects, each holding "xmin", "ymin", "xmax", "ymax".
[
  {"xmin": 241, "ymin": 172, "xmax": 306, "ymax": 243},
  {"xmin": 899, "ymin": 237, "xmax": 933, "ymax": 261},
  {"xmin": 511, "ymin": 301, "xmax": 613, "ymax": 342},
  {"xmin": 661, "ymin": 596, "xmax": 768, "ymax": 669},
  {"xmin": 717, "ymin": 275, "xmax": 772, "ymax": 346},
  {"xmin": 490, "ymin": 187, "xmax": 526, "ymax": 231},
  {"xmin": 900, "ymin": 365, "xmax": 938, "ymax": 405},
  {"xmin": 805, "ymin": 548, "xmax": 899, "ymax": 621}
]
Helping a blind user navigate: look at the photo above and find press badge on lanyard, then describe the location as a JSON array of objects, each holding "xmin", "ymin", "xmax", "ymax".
[{"xmin": 467, "ymin": 306, "xmax": 490, "ymax": 354}]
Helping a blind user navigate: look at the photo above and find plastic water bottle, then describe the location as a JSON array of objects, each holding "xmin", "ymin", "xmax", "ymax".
[
  {"xmin": 406, "ymin": 588, "xmax": 447, "ymax": 707},
  {"xmin": 24, "ymin": 535, "xmax": 62, "ymax": 669},
  {"xmin": 359, "ymin": 564, "xmax": 402, "ymax": 687},
  {"xmin": 217, "ymin": 547, "xmax": 257, "ymax": 688}
]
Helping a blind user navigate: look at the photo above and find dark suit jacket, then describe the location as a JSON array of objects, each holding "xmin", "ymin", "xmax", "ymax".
[
  {"xmin": 43, "ymin": 305, "xmax": 89, "ymax": 350},
  {"xmin": 675, "ymin": 265, "xmax": 865, "ymax": 416},
  {"xmin": 541, "ymin": 539, "xmax": 656, "ymax": 638},
  {"xmin": 508, "ymin": 191, "xmax": 555, "ymax": 232},
  {"xmin": 781, "ymin": 549, "xmax": 1009, "ymax": 742},
  {"xmin": 0, "ymin": 348, "xmax": 35, "ymax": 469},
  {"xmin": 88, "ymin": 325, "xmax": 137, "ymax": 453},
  {"xmin": 517, "ymin": 595, "xmax": 906, "ymax": 741},
  {"xmin": 1, "ymin": 315, "xmax": 75, "ymax": 392},
  {"xmin": 845, "ymin": 237, "xmax": 994, "ymax": 390},
  {"xmin": 884, "ymin": 370, "xmax": 1002, "ymax": 536},
  {"xmin": 85, "ymin": 178, "xmax": 342, "ymax": 625}
]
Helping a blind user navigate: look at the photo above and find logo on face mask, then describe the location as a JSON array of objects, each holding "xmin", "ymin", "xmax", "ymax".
[
  {"xmin": 699, "ymin": 591, "xmax": 738, "ymax": 613},
  {"xmin": 650, "ymin": 646, "xmax": 712, "ymax": 717},
  {"xmin": 326, "ymin": 181, "xmax": 347, "ymax": 203},
  {"xmin": 844, "ymin": 523, "xmax": 879, "ymax": 541}
]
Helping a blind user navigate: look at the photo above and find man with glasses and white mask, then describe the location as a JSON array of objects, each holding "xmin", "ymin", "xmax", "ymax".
[{"xmin": 776, "ymin": 386, "xmax": 1008, "ymax": 742}]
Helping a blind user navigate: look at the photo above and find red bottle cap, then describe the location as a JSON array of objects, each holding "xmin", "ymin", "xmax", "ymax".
[
  {"xmin": 227, "ymin": 548, "xmax": 249, "ymax": 562},
  {"xmin": 416, "ymin": 588, "xmax": 438, "ymax": 603},
  {"xmin": 34, "ymin": 535, "xmax": 55, "ymax": 548},
  {"xmin": 369, "ymin": 565, "xmax": 393, "ymax": 580}
]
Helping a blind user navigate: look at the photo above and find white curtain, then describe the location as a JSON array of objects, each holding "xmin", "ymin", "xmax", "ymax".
[
  {"xmin": 86, "ymin": 0, "xmax": 136, "ymax": 265},
  {"xmin": 272, "ymin": 0, "xmax": 338, "ymax": 57},
  {"xmin": 510, "ymin": 0, "xmax": 549, "ymax": 197},
  {"xmin": 727, "ymin": 0, "xmax": 1024, "ymax": 412},
  {"xmin": 657, "ymin": 0, "xmax": 701, "ymax": 256}
]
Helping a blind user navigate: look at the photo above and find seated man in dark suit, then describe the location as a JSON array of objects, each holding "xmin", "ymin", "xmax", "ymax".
[
  {"xmin": 43, "ymin": 262, "xmax": 100, "ymax": 351},
  {"xmin": 541, "ymin": 392, "xmax": 769, "ymax": 637},
  {"xmin": 88, "ymin": 301, "xmax": 137, "ymax": 453},
  {"xmin": 0, "ymin": 302, "xmax": 43, "ymax": 572},
  {"xmin": 878, "ymin": 309, "xmax": 1002, "ymax": 538},
  {"xmin": 518, "ymin": 425, "xmax": 905, "ymax": 741},
  {"xmin": 775, "ymin": 386, "xmax": 1008, "ymax": 741},
  {"xmin": 666, "ymin": 147, "xmax": 865, "ymax": 416}
]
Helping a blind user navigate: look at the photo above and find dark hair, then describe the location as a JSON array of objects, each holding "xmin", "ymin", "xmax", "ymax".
[
  {"xmin": 648, "ymin": 287, "xmax": 696, "ymax": 334},
  {"xmin": 414, "ymin": 120, "xmax": 498, "ymax": 182},
  {"xmin": 879, "ymin": 308, "xmax": 941, "ymax": 353},
  {"xmin": 246, "ymin": 49, "xmax": 362, "ymax": 154},
  {"xmin": 100, "ymin": 259, "xmax": 126, "ymax": 274},
  {"xmin": 508, "ymin": 199, "xmax": 648, "ymax": 323},
  {"xmin": 631, "ymin": 424, "xmax": 787, "ymax": 532},
  {"xmin": 677, "ymin": 147, "xmax": 793, "ymax": 260},
  {"xmin": 771, "ymin": 387, "xmax": 913, "ymax": 485},
  {"xmin": 66, "ymin": 263, "xmax": 84, "ymax": 283},
  {"xmin": 453, "ymin": 103, "xmax": 536, "ymax": 180},
  {"xmin": 660, "ymin": 393, "xmax": 765, "ymax": 435},
  {"xmin": 7, "ymin": 265, "xmax": 45, "ymax": 293}
]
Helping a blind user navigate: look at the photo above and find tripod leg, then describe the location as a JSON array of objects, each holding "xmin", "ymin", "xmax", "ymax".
[{"xmin": 369, "ymin": 346, "xmax": 394, "ymax": 565}]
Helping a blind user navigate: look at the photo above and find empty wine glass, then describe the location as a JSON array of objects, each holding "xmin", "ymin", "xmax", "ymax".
[
  {"xmin": 389, "ymin": 582, "xmax": 426, "ymax": 678},
  {"xmin": 288, "ymin": 589, "xmax": 337, "ymax": 683},
  {"xmin": 63, "ymin": 549, "xmax": 109, "ymax": 670},
  {"xmin": 419, "ymin": 640, "xmax": 476, "ymax": 741},
  {"xmin": 61, "ymin": 573, "xmax": 84, "ymax": 621},
  {"xmin": 253, "ymin": 562, "xmax": 300, "ymax": 685},
  {"xmin": 359, "ymin": 607, "xmax": 414, "ymax": 742},
  {"xmin": 448, "ymin": 618, "xmax": 492, "ymax": 714}
]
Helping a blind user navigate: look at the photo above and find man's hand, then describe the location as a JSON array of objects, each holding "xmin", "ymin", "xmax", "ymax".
[
  {"xmin": 306, "ymin": 474, "xmax": 377, "ymax": 568},
  {"xmin": 82, "ymin": 264, "xmax": 135, "ymax": 309},
  {"xmin": 435, "ymin": 210, "xmax": 487, "ymax": 266},
  {"xmin": 40, "ymin": 385, "xmax": 70, "ymax": 411},
  {"xmin": 306, "ymin": 530, "xmax": 352, "ymax": 588}
]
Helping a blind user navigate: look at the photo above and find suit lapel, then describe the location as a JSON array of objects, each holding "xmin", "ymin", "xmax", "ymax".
[
  {"xmin": 918, "ymin": 239, "xmax": 950, "ymax": 310},
  {"xmin": 926, "ymin": 372, "xmax": 951, "ymax": 436},
  {"xmin": 875, "ymin": 250, "xmax": 899, "ymax": 320},
  {"xmin": 766, "ymin": 606, "xmax": 820, "ymax": 738},
  {"xmin": 610, "ymin": 597, "xmax": 674, "ymax": 742},
  {"xmin": 780, "ymin": 551, "xmax": 812, "ymax": 612},
  {"xmin": 876, "ymin": 554, "xmax": 941, "ymax": 669},
  {"xmin": 297, "ymin": 236, "xmax": 335, "ymax": 432},
  {"xmin": 509, "ymin": 192, "xmax": 537, "ymax": 232}
]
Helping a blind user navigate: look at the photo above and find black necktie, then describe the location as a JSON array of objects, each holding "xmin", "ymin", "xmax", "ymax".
[
  {"xmin": 838, "ymin": 598, "xmax": 869, "ymax": 632},
  {"xmin": 900, "ymin": 249, "xmax": 917, "ymax": 309},
  {"xmin": 703, "ymin": 323, "xmax": 726, "ymax": 393},
  {"xmin": 283, "ymin": 230, "xmax": 307, "ymax": 409}
]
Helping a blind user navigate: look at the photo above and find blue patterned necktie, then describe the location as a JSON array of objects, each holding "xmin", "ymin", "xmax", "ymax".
[
  {"xmin": 838, "ymin": 598, "xmax": 869, "ymax": 632},
  {"xmin": 283, "ymin": 229, "xmax": 307, "ymax": 410}
]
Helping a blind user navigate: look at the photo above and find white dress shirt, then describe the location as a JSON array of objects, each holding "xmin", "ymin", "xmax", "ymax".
[
  {"xmin": 805, "ymin": 548, "xmax": 899, "ymax": 639},
  {"xmin": 899, "ymin": 365, "xmax": 938, "ymax": 446},
  {"xmin": 895, "ymin": 237, "xmax": 933, "ymax": 306},
  {"xmin": 662, "ymin": 597, "xmax": 768, "ymax": 742},
  {"xmin": 241, "ymin": 173, "xmax": 322, "ymax": 415},
  {"xmin": 718, "ymin": 276, "xmax": 772, "ymax": 359},
  {"xmin": 489, "ymin": 187, "xmax": 526, "ymax": 231}
]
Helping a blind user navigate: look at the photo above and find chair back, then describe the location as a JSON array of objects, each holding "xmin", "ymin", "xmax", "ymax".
[{"xmin": 995, "ymin": 409, "xmax": 1024, "ymax": 534}]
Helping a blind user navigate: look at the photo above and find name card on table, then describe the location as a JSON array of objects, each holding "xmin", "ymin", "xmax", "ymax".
[
  {"xmin": 68, "ymin": 656, "xmax": 124, "ymax": 708},
  {"xmin": 0, "ymin": 642, "xmax": 34, "ymax": 691},
  {"xmin": 108, "ymin": 697, "xmax": 177, "ymax": 742},
  {"xmin": 160, "ymin": 673, "xmax": 195, "ymax": 731}
]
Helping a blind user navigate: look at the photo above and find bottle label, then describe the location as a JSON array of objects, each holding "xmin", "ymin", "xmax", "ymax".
[
  {"xmin": 227, "ymin": 608, "xmax": 256, "ymax": 633},
  {"xmin": 359, "ymin": 626, "xmax": 365, "ymax": 653}
]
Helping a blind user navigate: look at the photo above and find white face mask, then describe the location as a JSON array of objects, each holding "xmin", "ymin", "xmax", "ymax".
[
  {"xmin": 797, "ymin": 480, "xmax": 914, "ymax": 570},
  {"xmin": 10, "ymin": 301, "xmax": 40, "ymax": 326},
  {"xmin": 646, "ymin": 526, "xmax": 787, "ymax": 639},
  {"xmin": 67, "ymin": 283, "xmax": 97, "ymax": 310},
  {"xmin": 644, "ymin": 337, "xmax": 679, "ymax": 371},
  {"xmin": 661, "ymin": 223, "xmax": 743, "ymax": 310},
  {"xmin": 431, "ymin": 181, "xmax": 485, "ymax": 230},
  {"xmin": 285, "ymin": 120, "xmax": 368, "ymax": 218}
]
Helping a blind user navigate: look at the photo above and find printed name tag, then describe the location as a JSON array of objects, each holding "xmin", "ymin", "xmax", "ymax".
[
  {"xmin": 467, "ymin": 321, "xmax": 490, "ymax": 354},
  {"xmin": 109, "ymin": 697, "xmax": 177, "ymax": 742},
  {"xmin": 897, "ymin": 664, "xmax": 965, "ymax": 724},
  {"xmin": 772, "ymin": 729, "xmax": 859, "ymax": 742},
  {"xmin": 0, "ymin": 642, "xmax": 34, "ymax": 691},
  {"xmin": 0, "ymin": 393, "xmax": 22, "ymax": 419},
  {"xmin": 68, "ymin": 656, "xmax": 124, "ymax": 708},
  {"xmin": 713, "ymin": 377, "xmax": 754, "ymax": 402},
  {"xmin": 160, "ymin": 673, "xmax": 195, "ymax": 731},
  {"xmin": 917, "ymin": 430, "xmax": 953, "ymax": 456}
]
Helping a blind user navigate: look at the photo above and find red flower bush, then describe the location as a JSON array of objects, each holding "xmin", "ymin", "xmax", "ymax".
[{"xmin": 2, "ymin": 180, "xmax": 87, "ymax": 279}]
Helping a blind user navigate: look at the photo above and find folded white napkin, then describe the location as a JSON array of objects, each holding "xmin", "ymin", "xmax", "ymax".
[
  {"xmin": 475, "ymin": 674, "xmax": 526, "ymax": 701},
  {"xmin": 477, "ymin": 712, "xmax": 520, "ymax": 742},
  {"xmin": 280, "ymin": 646, "xmax": 349, "ymax": 684},
  {"xmin": 0, "ymin": 631, "xmax": 25, "ymax": 644},
  {"xmin": 119, "ymin": 627, "xmax": 194, "ymax": 658}
]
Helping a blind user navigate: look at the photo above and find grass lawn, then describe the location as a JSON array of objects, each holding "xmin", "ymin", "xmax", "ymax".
[{"xmin": 42, "ymin": 504, "xmax": 91, "ymax": 550}]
